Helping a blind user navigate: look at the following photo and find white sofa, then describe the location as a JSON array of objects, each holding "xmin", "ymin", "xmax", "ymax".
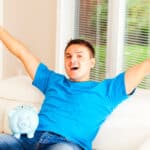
[{"xmin": 0, "ymin": 75, "xmax": 150, "ymax": 150}]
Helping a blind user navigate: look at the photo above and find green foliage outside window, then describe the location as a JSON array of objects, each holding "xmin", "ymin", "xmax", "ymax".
[{"xmin": 124, "ymin": 0, "xmax": 150, "ymax": 89}]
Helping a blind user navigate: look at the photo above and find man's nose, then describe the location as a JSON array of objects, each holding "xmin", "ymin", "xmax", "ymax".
[{"xmin": 71, "ymin": 55, "xmax": 77, "ymax": 63}]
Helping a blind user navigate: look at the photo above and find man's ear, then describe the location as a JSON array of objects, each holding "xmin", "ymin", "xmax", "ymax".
[{"xmin": 90, "ymin": 58, "xmax": 96, "ymax": 68}]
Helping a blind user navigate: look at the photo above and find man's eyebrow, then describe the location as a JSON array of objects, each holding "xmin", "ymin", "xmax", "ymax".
[
  {"xmin": 65, "ymin": 52, "xmax": 71, "ymax": 56},
  {"xmin": 76, "ymin": 51, "xmax": 83, "ymax": 54},
  {"xmin": 65, "ymin": 51, "xmax": 83, "ymax": 55}
]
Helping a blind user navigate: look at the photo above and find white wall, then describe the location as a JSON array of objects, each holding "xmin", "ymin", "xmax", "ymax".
[{"xmin": 0, "ymin": 0, "xmax": 57, "ymax": 79}]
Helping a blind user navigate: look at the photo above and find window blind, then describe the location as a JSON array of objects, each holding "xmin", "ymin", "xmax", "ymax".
[
  {"xmin": 75, "ymin": 0, "xmax": 108, "ymax": 81},
  {"xmin": 124, "ymin": 0, "xmax": 150, "ymax": 89}
]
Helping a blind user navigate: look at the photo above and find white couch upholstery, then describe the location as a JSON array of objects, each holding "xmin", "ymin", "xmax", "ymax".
[
  {"xmin": 0, "ymin": 76, "xmax": 150, "ymax": 150},
  {"xmin": 0, "ymin": 76, "xmax": 43, "ymax": 134}
]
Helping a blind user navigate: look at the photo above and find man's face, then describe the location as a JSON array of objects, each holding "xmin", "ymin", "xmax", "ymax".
[{"xmin": 64, "ymin": 44, "xmax": 95, "ymax": 82}]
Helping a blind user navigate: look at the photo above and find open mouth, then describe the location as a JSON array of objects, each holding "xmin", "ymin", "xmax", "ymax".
[{"xmin": 71, "ymin": 67, "xmax": 79, "ymax": 70}]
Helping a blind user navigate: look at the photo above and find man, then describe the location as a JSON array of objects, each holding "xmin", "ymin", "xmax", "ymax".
[{"xmin": 0, "ymin": 26, "xmax": 150, "ymax": 150}]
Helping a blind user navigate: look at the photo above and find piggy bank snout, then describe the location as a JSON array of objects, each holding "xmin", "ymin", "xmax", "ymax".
[{"xmin": 18, "ymin": 120, "xmax": 30, "ymax": 129}]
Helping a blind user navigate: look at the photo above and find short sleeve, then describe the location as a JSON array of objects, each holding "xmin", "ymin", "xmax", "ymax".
[
  {"xmin": 32, "ymin": 63, "xmax": 53, "ymax": 94},
  {"xmin": 107, "ymin": 72, "xmax": 130, "ymax": 107}
]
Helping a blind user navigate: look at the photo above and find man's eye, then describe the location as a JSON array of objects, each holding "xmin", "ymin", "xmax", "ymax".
[
  {"xmin": 78, "ymin": 55, "xmax": 82, "ymax": 58},
  {"xmin": 65, "ymin": 55, "xmax": 71, "ymax": 59}
]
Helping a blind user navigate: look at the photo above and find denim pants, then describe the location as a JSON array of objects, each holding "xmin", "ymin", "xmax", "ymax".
[{"xmin": 0, "ymin": 131, "xmax": 83, "ymax": 150}]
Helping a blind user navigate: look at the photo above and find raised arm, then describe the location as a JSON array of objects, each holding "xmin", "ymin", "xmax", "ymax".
[
  {"xmin": 125, "ymin": 59, "xmax": 150, "ymax": 94},
  {"xmin": 0, "ymin": 26, "xmax": 40, "ymax": 80}
]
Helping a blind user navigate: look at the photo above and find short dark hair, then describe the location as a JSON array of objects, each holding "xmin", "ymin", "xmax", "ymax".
[{"xmin": 65, "ymin": 39, "xmax": 95, "ymax": 58}]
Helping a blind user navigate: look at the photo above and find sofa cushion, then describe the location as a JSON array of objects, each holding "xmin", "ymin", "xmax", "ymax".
[
  {"xmin": 0, "ymin": 75, "xmax": 44, "ymax": 103},
  {"xmin": 138, "ymin": 138, "xmax": 150, "ymax": 150},
  {"xmin": 92, "ymin": 89, "xmax": 150, "ymax": 150}
]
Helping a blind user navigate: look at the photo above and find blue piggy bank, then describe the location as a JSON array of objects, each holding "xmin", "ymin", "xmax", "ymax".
[{"xmin": 8, "ymin": 105, "xmax": 39, "ymax": 139}]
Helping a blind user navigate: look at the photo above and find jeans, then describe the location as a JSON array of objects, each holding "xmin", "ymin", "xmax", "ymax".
[{"xmin": 0, "ymin": 131, "xmax": 83, "ymax": 150}]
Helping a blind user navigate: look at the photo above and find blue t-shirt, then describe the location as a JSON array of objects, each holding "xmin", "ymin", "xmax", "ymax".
[{"xmin": 32, "ymin": 63, "xmax": 129, "ymax": 150}]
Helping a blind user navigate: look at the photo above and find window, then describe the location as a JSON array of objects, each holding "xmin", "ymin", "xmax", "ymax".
[
  {"xmin": 75, "ymin": 0, "xmax": 150, "ymax": 90},
  {"xmin": 57, "ymin": 0, "xmax": 150, "ymax": 90},
  {"xmin": 75, "ymin": 0, "xmax": 108, "ymax": 81},
  {"xmin": 124, "ymin": 0, "xmax": 150, "ymax": 89}
]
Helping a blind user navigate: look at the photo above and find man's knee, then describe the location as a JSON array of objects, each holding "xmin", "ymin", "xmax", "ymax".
[
  {"xmin": 0, "ymin": 134, "xmax": 13, "ymax": 143},
  {"xmin": 0, "ymin": 134, "xmax": 23, "ymax": 150},
  {"xmin": 46, "ymin": 142, "xmax": 81, "ymax": 150}
]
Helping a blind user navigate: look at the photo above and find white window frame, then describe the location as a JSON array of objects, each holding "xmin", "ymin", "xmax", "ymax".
[
  {"xmin": 55, "ymin": 0, "xmax": 76, "ymax": 74},
  {"xmin": 106, "ymin": 0, "xmax": 126, "ymax": 78}
]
